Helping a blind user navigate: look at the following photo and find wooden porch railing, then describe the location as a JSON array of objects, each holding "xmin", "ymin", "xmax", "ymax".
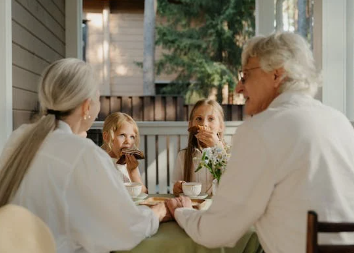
[
  {"xmin": 98, "ymin": 96, "xmax": 244, "ymax": 121},
  {"xmin": 89, "ymin": 121, "xmax": 242, "ymax": 194}
]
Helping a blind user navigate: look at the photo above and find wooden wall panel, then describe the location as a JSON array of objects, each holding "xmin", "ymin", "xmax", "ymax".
[
  {"xmin": 12, "ymin": 21, "xmax": 62, "ymax": 63},
  {"xmin": 12, "ymin": 88, "xmax": 38, "ymax": 111},
  {"xmin": 12, "ymin": 0, "xmax": 65, "ymax": 129},
  {"xmin": 15, "ymin": 0, "xmax": 65, "ymax": 40},
  {"xmin": 12, "ymin": 66, "xmax": 40, "ymax": 93},
  {"xmin": 12, "ymin": 0, "xmax": 65, "ymax": 56},
  {"xmin": 13, "ymin": 110, "xmax": 33, "ymax": 129}
]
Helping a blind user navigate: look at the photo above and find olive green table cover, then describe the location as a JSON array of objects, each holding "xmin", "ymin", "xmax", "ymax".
[{"xmin": 114, "ymin": 194, "xmax": 263, "ymax": 253}]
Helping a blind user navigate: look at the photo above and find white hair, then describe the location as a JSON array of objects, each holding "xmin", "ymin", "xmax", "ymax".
[
  {"xmin": 242, "ymin": 32, "xmax": 321, "ymax": 97},
  {"xmin": 0, "ymin": 58, "xmax": 98, "ymax": 206}
]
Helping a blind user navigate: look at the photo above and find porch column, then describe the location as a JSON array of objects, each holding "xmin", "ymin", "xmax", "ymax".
[
  {"xmin": 143, "ymin": 0, "xmax": 156, "ymax": 95},
  {"xmin": 314, "ymin": 0, "xmax": 354, "ymax": 120},
  {"xmin": 255, "ymin": 0, "xmax": 275, "ymax": 36},
  {"xmin": 0, "ymin": 0, "xmax": 12, "ymax": 153},
  {"xmin": 66, "ymin": 0, "xmax": 83, "ymax": 59},
  {"xmin": 101, "ymin": 0, "xmax": 111, "ymax": 96}
]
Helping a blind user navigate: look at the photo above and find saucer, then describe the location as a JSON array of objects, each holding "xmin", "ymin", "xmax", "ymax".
[
  {"xmin": 180, "ymin": 193, "xmax": 208, "ymax": 199},
  {"xmin": 133, "ymin": 193, "xmax": 148, "ymax": 201}
]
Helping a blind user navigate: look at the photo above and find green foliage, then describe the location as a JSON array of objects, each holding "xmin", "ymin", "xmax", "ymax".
[{"xmin": 156, "ymin": 0, "xmax": 255, "ymax": 103}]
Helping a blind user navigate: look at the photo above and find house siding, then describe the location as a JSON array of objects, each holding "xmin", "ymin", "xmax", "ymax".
[
  {"xmin": 12, "ymin": 0, "xmax": 65, "ymax": 129},
  {"xmin": 84, "ymin": 0, "xmax": 176, "ymax": 97}
]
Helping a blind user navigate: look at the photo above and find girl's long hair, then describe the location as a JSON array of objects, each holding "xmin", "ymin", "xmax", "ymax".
[
  {"xmin": 183, "ymin": 99, "xmax": 224, "ymax": 181},
  {"xmin": 0, "ymin": 58, "xmax": 97, "ymax": 207}
]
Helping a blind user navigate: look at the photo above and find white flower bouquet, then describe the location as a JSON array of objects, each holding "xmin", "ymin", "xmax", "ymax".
[{"xmin": 194, "ymin": 144, "xmax": 231, "ymax": 183}]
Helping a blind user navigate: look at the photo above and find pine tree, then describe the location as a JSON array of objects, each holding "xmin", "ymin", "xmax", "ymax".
[{"xmin": 156, "ymin": 0, "xmax": 255, "ymax": 103}]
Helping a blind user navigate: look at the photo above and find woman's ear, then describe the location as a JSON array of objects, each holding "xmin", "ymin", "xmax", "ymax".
[{"xmin": 81, "ymin": 98, "xmax": 91, "ymax": 119}]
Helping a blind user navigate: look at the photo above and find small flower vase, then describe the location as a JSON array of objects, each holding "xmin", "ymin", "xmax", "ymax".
[{"xmin": 212, "ymin": 178, "xmax": 219, "ymax": 196}]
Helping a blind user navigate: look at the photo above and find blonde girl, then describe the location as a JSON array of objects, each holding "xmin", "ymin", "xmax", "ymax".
[
  {"xmin": 172, "ymin": 99, "xmax": 226, "ymax": 195},
  {"xmin": 102, "ymin": 112, "xmax": 147, "ymax": 193},
  {"xmin": 0, "ymin": 58, "xmax": 166, "ymax": 253}
]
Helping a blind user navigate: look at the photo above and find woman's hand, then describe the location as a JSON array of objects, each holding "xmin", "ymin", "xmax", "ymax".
[
  {"xmin": 150, "ymin": 202, "xmax": 172, "ymax": 222},
  {"xmin": 165, "ymin": 196, "xmax": 192, "ymax": 219},
  {"xmin": 195, "ymin": 129, "xmax": 220, "ymax": 148},
  {"xmin": 173, "ymin": 181, "xmax": 185, "ymax": 196}
]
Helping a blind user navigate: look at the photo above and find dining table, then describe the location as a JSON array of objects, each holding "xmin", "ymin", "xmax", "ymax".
[{"xmin": 114, "ymin": 194, "xmax": 263, "ymax": 253}]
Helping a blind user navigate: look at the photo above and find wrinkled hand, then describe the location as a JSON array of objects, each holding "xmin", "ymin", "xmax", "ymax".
[
  {"xmin": 150, "ymin": 202, "xmax": 171, "ymax": 222},
  {"xmin": 173, "ymin": 181, "xmax": 185, "ymax": 196},
  {"xmin": 125, "ymin": 154, "xmax": 139, "ymax": 172},
  {"xmin": 165, "ymin": 195, "xmax": 193, "ymax": 219},
  {"xmin": 195, "ymin": 129, "xmax": 219, "ymax": 148}
]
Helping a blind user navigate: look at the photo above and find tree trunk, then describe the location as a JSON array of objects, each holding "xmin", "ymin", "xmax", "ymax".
[
  {"xmin": 297, "ymin": 0, "xmax": 308, "ymax": 38},
  {"xmin": 143, "ymin": 0, "xmax": 156, "ymax": 95},
  {"xmin": 275, "ymin": 0, "xmax": 284, "ymax": 32}
]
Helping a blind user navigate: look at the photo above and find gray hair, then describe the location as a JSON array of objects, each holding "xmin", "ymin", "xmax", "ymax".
[
  {"xmin": 242, "ymin": 32, "xmax": 321, "ymax": 97},
  {"xmin": 0, "ymin": 58, "xmax": 98, "ymax": 206}
]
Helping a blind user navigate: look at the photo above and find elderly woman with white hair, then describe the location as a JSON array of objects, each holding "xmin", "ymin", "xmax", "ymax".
[
  {"xmin": 170, "ymin": 32, "xmax": 354, "ymax": 253},
  {"xmin": 0, "ymin": 58, "xmax": 171, "ymax": 253}
]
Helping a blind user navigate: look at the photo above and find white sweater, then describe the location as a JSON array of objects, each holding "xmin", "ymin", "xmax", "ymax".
[{"xmin": 175, "ymin": 91, "xmax": 354, "ymax": 253}]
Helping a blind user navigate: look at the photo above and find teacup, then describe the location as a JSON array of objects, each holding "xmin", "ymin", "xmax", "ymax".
[
  {"xmin": 124, "ymin": 182, "xmax": 142, "ymax": 198},
  {"xmin": 182, "ymin": 182, "xmax": 202, "ymax": 197}
]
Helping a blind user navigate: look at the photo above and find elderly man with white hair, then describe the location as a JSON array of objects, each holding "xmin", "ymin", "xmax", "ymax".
[{"xmin": 169, "ymin": 32, "xmax": 354, "ymax": 253}]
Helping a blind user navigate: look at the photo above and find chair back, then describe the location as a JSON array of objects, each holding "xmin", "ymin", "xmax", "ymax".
[
  {"xmin": 306, "ymin": 210, "xmax": 354, "ymax": 253},
  {"xmin": 0, "ymin": 204, "xmax": 56, "ymax": 253}
]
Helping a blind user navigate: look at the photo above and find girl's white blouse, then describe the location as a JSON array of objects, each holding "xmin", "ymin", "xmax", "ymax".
[{"xmin": 0, "ymin": 121, "xmax": 158, "ymax": 253}]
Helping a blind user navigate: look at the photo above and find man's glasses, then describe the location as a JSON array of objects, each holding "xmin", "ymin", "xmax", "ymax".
[{"xmin": 238, "ymin": 67, "xmax": 261, "ymax": 84}]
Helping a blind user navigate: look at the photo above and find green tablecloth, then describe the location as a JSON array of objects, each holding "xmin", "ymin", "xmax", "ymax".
[
  {"xmin": 115, "ymin": 194, "xmax": 263, "ymax": 253},
  {"xmin": 115, "ymin": 221, "xmax": 263, "ymax": 253}
]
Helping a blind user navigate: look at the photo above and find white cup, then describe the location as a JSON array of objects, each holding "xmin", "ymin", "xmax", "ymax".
[
  {"xmin": 182, "ymin": 182, "xmax": 202, "ymax": 197},
  {"xmin": 124, "ymin": 182, "xmax": 142, "ymax": 198}
]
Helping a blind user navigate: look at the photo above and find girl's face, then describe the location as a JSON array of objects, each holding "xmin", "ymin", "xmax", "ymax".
[
  {"xmin": 111, "ymin": 121, "xmax": 137, "ymax": 158},
  {"xmin": 189, "ymin": 104, "xmax": 223, "ymax": 134}
]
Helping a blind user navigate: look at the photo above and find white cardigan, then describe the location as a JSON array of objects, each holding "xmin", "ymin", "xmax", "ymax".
[
  {"xmin": 0, "ymin": 121, "xmax": 158, "ymax": 253},
  {"xmin": 175, "ymin": 91, "xmax": 354, "ymax": 253}
]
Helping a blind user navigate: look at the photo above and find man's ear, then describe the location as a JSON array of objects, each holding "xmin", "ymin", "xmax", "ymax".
[
  {"xmin": 273, "ymin": 68, "xmax": 285, "ymax": 89},
  {"xmin": 81, "ymin": 98, "xmax": 91, "ymax": 118}
]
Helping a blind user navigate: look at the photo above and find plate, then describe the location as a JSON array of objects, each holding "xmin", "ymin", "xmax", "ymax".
[
  {"xmin": 133, "ymin": 193, "xmax": 148, "ymax": 201},
  {"xmin": 180, "ymin": 193, "xmax": 208, "ymax": 199}
]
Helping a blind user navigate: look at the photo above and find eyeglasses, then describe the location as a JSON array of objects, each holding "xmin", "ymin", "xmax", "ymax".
[{"xmin": 238, "ymin": 66, "xmax": 261, "ymax": 84}]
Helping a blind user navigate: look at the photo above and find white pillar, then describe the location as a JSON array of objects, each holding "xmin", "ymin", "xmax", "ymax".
[
  {"xmin": 143, "ymin": 0, "xmax": 156, "ymax": 95},
  {"xmin": 66, "ymin": 0, "xmax": 83, "ymax": 59},
  {"xmin": 101, "ymin": 0, "xmax": 111, "ymax": 96},
  {"xmin": 346, "ymin": 0, "xmax": 354, "ymax": 121},
  {"xmin": 317, "ymin": 1, "xmax": 348, "ymax": 115},
  {"xmin": 0, "ymin": 0, "xmax": 12, "ymax": 153},
  {"xmin": 255, "ymin": 0, "xmax": 275, "ymax": 36}
]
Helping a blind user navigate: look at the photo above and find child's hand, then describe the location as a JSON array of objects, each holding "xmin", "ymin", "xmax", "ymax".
[
  {"xmin": 125, "ymin": 154, "xmax": 139, "ymax": 171},
  {"xmin": 195, "ymin": 129, "xmax": 220, "ymax": 148},
  {"xmin": 173, "ymin": 181, "xmax": 185, "ymax": 196}
]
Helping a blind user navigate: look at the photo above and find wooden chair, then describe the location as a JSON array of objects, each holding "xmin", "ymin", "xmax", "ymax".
[{"xmin": 307, "ymin": 210, "xmax": 354, "ymax": 253}]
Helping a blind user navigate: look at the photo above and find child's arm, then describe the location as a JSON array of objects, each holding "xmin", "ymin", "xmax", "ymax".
[{"xmin": 126, "ymin": 154, "xmax": 148, "ymax": 193}]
